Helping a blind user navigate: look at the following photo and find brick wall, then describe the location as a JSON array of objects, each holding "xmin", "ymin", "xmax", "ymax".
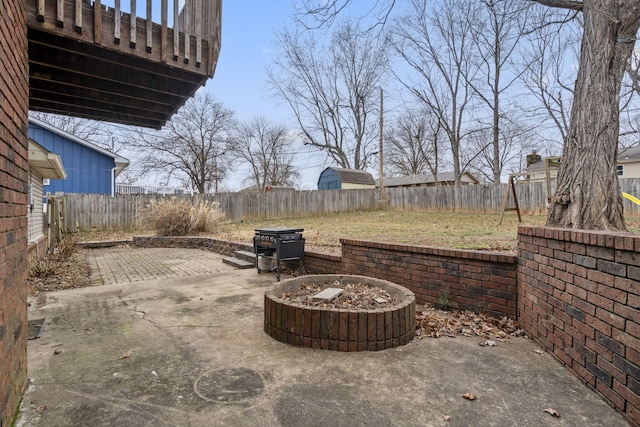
[
  {"xmin": 306, "ymin": 239, "xmax": 518, "ymax": 317},
  {"xmin": 518, "ymin": 225, "xmax": 640, "ymax": 426},
  {"xmin": 132, "ymin": 236, "xmax": 253, "ymax": 255},
  {"xmin": 0, "ymin": 0, "xmax": 29, "ymax": 424}
]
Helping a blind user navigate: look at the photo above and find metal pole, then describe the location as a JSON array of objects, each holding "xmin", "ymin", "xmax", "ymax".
[{"xmin": 379, "ymin": 87, "xmax": 384, "ymax": 196}]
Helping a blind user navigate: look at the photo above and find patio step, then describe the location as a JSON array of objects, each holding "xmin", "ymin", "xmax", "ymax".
[
  {"xmin": 234, "ymin": 250, "xmax": 256, "ymax": 263},
  {"xmin": 222, "ymin": 257, "xmax": 254, "ymax": 269}
]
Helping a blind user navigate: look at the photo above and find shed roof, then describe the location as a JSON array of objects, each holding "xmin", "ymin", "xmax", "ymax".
[{"xmin": 322, "ymin": 167, "xmax": 375, "ymax": 185}]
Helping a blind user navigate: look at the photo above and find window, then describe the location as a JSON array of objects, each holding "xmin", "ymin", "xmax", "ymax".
[
  {"xmin": 616, "ymin": 165, "xmax": 624, "ymax": 176},
  {"xmin": 43, "ymin": 178, "xmax": 50, "ymax": 186}
]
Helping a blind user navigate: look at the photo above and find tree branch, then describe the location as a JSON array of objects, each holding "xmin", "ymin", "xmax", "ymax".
[{"xmin": 529, "ymin": 0, "xmax": 583, "ymax": 10}]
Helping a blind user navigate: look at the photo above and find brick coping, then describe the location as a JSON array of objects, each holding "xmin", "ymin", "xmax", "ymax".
[{"xmin": 340, "ymin": 238, "xmax": 517, "ymax": 263}]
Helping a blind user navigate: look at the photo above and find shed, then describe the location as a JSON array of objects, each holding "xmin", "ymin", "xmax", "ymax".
[
  {"xmin": 28, "ymin": 117, "xmax": 129, "ymax": 196},
  {"xmin": 378, "ymin": 171, "xmax": 479, "ymax": 188},
  {"xmin": 27, "ymin": 139, "xmax": 66, "ymax": 247},
  {"xmin": 317, "ymin": 167, "xmax": 376, "ymax": 190}
]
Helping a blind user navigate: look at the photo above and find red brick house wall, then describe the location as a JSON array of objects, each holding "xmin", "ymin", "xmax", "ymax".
[
  {"xmin": 0, "ymin": 0, "xmax": 30, "ymax": 424},
  {"xmin": 518, "ymin": 225, "xmax": 640, "ymax": 425}
]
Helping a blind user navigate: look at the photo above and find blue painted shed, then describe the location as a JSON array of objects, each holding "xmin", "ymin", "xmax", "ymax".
[
  {"xmin": 317, "ymin": 167, "xmax": 376, "ymax": 190},
  {"xmin": 28, "ymin": 117, "xmax": 129, "ymax": 196}
]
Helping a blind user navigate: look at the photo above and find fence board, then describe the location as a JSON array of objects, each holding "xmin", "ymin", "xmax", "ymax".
[{"xmin": 60, "ymin": 178, "xmax": 640, "ymax": 231}]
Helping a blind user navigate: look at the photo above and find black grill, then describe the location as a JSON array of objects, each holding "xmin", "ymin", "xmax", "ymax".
[{"xmin": 253, "ymin": 227, "xmax": 305, "ymax": 281}]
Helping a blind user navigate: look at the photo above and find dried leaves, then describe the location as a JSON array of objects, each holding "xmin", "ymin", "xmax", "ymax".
[
  {"xmin": 415, "ymin": 304, "xmax": 524, "ymax": 339},
  {"xmin": 281, "ymin": 281, "xmax": 402, "ymax": 309}
]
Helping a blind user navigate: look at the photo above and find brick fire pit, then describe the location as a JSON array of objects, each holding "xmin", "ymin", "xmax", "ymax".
[{"xmin": 264, "ymin": 275, "xmax": 416, "ymax": 351}]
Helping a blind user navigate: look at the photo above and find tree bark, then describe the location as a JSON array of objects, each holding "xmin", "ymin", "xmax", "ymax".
[{"xmin": 546, "ymin": 0, "xmax": 640, "ymax": 230}]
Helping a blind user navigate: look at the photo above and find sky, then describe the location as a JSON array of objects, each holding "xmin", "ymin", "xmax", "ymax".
[
  {"xmin": 203, "ymin": 3, "xmax": 296, "ymax": 124},
  {"xmin": 200, "ymin": 2, "xmax": 324, "ymax": 191}
]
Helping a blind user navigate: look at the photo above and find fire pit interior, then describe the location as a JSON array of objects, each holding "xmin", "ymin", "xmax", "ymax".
[{"xmin": 264, "ymin": 274, "xmax": 416, "ymax": 351}]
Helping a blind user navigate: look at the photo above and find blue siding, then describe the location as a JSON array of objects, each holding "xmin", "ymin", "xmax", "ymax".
[
  {"xmin": 29, "ymin": 123, "xmax": 115, "ymax": 195},
  {"xmin": 318, "ymin": 168, "xmax": 341, "ymax": 190}
]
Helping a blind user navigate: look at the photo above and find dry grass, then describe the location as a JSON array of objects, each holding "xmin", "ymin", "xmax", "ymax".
[
  {"xmin": 28, "ymin": 237, "xmax": 91, "ymax": 295},
  {"xmin": 143, "ymin": 198, "xmax": 226, "ymax": 236},
  {"xmin": 74, "ymin": 209, "xmax": 640, "ymax": 255},
  {"xmin": 215, "ymin": 211, "xmax": 548, "ymax": 254}
]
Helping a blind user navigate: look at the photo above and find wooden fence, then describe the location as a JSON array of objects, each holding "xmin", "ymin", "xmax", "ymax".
[{"xmin": 60, "ymin": 178, "xmax": 640, "ymax": 231}]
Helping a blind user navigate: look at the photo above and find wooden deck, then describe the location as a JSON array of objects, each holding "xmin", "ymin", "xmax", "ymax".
[{"xmin": 26, "ymin": 0, "xmax": 221, "ymax": 128}]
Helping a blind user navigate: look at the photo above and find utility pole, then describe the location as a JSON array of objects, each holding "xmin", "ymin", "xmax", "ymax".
[{"xmin": 379, "ymin": 87, "xmax": 384, "ymax": 197}]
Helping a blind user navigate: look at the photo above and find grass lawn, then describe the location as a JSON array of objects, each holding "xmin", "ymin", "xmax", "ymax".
[{"xmin": 75, "ymin": 210, "xmax": 640, "ymax": 254}]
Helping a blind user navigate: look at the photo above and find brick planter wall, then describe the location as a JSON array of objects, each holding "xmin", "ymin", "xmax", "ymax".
[
  {"xmin": 306, "ymin": 239, "xmax": 518, "ymax": 318},
  {"xmin": 518, "ymin": 225, "xmax": 640, "ymax": 426},
  {"xmin": 264, "ymin": 275, "xmax": 416, "ymax": 351},
  {"xmin": 0, "ymin": 1, "xmax": 29, "ymax": 424}
]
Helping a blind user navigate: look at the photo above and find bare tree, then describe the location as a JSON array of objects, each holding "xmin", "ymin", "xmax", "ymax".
[
  {"xmin": 132, "ymin": 93, "xmax": 236, "ymax": 194},
  {"xmin": 296, "ymin": 0, "xmax": 397, "ymax": 30},
  {"xmin": 268, "ymin": 18, "xmax": 389, "ymax": 170},
  {"xmin": 234, "ymin": 116, "xmax": 300, "ymax": 192},
  {"xmin": 386, "ymin": 109, "xmax": 446, "ymax": 179},
  {"xmin": 469, "ymin": 0, "xmax": 531, "ymax": 183},
  {"xmin": 391, "ymin": 0, "xmax": 481, "ymax": 186},
  {"xmin": 301, "ymin": 0, "xmax": 640, "ymax": 229},
  {"xmin": 537, "ymin": 0, "xmax": 640, "ymax": 230},
  {"xmin": 520, "ymin": 10, "xmax": 580, "ymax": 146},
  {"xmin": 465, "ymin": 116, "xmax": 537, "ymax": 181}
]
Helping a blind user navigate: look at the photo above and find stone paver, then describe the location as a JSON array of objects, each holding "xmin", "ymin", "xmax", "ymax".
[{"xmin": 87, "ymin": 247, "xmax": 236, "ymax": 285}]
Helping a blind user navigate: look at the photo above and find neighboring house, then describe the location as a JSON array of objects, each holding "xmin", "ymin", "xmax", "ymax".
[
  {"xmin": 616, "ymin": 146, "xmax": 640, "ymax": 177},
  {"xmin": 318, "ymin": 167, "xmax": 376, "ymax": 190},
  {"xmin": 525, "ymin": 147, "xmax": 640, "ymax": 181},
  {"xmin": 28, "ymin": 117, "xmax": 129, "ymax": 196},
  {"xmin": 378, "ymin": 171, "xmax": 480, "ymax": 188},
  {"xmin": 27, "ymin": 139, "xmax": 66, "ymax": 252}
]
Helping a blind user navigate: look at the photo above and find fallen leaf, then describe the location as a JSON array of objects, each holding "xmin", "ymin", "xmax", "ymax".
[
  {"xmin": 443, "ymin": 415, "xmax": 451, "ymax": 421},
  {"xmin": 479, "ymin": 340, "xmax": 496, "ymax": 347},
  {"xmin": 53, "ymin": 349, "xmax": 63, "ymax": 355},
  {"xmin": 543, "ymin": 408, "xmax": 559, "ymax": 417},
  {"xmin": 534, "ymin": 349, "xmax": 545, "ymax": 355},
  {"xmin": 151, "ymin": 370, "xmax": 158, "ymax": 377},
  {"xmin": 119, "ymin": 349, "xmax": 133, "ymax": 360},
  {"xmin": 36, "ymin": 405, "xmax": 47, "ymax": 413},
  {"xmin": 462, "ymin": 393, "xmax": 477, "ymax": 401}
]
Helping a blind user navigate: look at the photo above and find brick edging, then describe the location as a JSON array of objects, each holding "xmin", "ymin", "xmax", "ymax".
[{"xmin": 264, "ymin": 274, "xmax": 416, "ymax": 351}]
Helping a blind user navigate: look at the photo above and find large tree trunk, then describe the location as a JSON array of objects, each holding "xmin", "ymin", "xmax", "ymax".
[{"xmin": 547, "ymin": 1, "xmax": 640, "ymax": 230}]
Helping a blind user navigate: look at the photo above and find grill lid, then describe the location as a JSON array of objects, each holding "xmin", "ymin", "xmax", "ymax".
[{"xmin": 254, "ymin": 227, "xmax": 304, "ymax": 235}]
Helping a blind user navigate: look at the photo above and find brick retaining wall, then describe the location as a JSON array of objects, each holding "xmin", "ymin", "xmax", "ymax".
[
  {"xmin": 518, "ymin": 225, "xmax": 640, "ymax": 426},
  {"xmin": 132, "ymin": 236, "xmax": 252, "ymax": 255},
  {"xmin": 0, "ymin": 1, "xmax": 29, "ymax": 424},
  {"xmin": 306, "ymin": 239, "xmax": 518, "ymax": 318}
]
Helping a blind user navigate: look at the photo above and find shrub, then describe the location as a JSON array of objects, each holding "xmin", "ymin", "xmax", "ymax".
[
  {"xmin": 144, "ymin": 197, "xmax": 226, "ymax": 236},
  {"xmin": 30, "ymin": 237, "xmax": 80, "ymax": 278}
]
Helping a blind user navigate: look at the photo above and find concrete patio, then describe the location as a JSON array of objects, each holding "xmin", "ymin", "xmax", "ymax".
[{"xmin": 16, "ymin": 248, "xmax": 630, "ymax": 426}]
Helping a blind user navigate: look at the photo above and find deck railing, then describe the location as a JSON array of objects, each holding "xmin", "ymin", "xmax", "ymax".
[{"xmin": 31, "ymin": 0, "xmax": 221, "ymax": 76}]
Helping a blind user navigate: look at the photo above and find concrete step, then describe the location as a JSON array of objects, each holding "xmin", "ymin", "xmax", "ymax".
[
  {"xmin": 222, "ymin": 257, "xmax": 254, "ymax": 269},
  {"xmin": 233, "ymin": 250, "xmax": 256, "ymax": 263}
]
